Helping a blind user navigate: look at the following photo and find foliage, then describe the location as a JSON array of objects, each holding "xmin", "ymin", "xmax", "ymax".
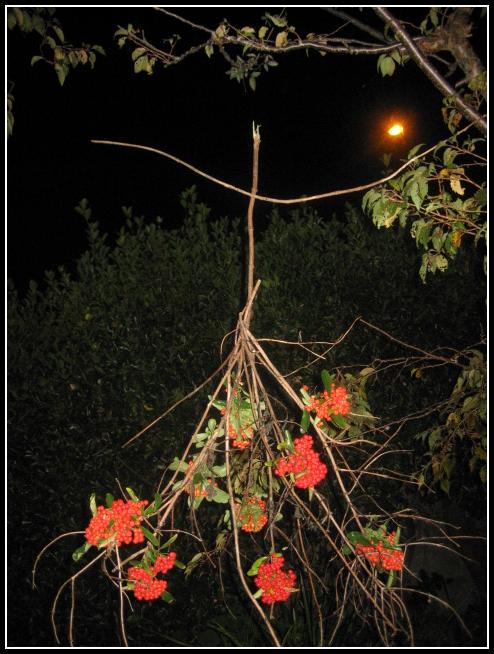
[
  {"xmin": 362, "ymin": 132, "xmax": 486, "ymax": 282},
  {"xmin": 415, "ymin": 348, "xmax": 487, "ymax": 494},
  {"xmin": 7, "ymin": 6, "xmax": 106, "ymax": 87}
]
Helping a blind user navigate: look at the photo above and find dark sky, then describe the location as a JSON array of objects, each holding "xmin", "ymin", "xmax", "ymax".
[{"xmin": 7, "ymin": 7, "xmax": 464, "ymax": 293}]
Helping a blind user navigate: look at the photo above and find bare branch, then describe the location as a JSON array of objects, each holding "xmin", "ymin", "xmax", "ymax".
[{"xmin": 321, "ymin": 7, "xmax": 388, "ymax": 44}]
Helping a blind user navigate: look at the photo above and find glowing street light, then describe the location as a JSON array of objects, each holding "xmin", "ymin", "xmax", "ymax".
[{"xmin": 387, "ymin": 123, "xmax": 404, "ymax": 137}]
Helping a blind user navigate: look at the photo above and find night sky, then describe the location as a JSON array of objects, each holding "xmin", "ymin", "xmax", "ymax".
[{"xmin": 7, "ymin": 7, "xmax": 463, "ymax": 293}]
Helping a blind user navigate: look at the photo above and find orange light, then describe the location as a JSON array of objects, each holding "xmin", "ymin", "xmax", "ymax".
[{"xmin": 388, "ymin": 123, "xmax": 404, "ymax": 137}]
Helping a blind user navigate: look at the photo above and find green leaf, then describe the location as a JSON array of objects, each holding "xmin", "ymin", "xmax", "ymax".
[
  {"xmin": 162, "ymin": 533, "xmax": 178, "ymax": 549},
  {"xmin": 211, "ymin": 488, "xmax": 230, "ymax": 504},
  {"xmin": 126, "ymin": 487, "xmax": 140, "ymax": 502},
  {"xmin": 134, "ymin": 55, "xmax": 149, "ymax": 74},
  {"xmin": 142, "ymin": 526, "xmax": 159, "ymax": 547},
  {"xmin": 253, "ymin": 588, "xmax": 264, "ymax": 599},
  {"xmin": 284, "ymin": 429, "xmax": 295, "ymax": 453},
  {"xmin": 300, "ymin": 409, "xmax": 310, "ymax": 433},
  {"xmin": 55, "ymin": 63, "xmax": 68, "ymax": 86},
  {"xmin": 211, "ymin": 464, "xmax": 227, "ymax": 477},
  {"xmin": 332, "ymin": 414, "xmax": 348, "ymax": 429},
  {"xmin": 132, "ymin": 47, "xmax": 147, "ymax": 61},
  {"xmin": 265, "ymin": 13, "xmax": 287, "ymax": 28},
  {"xmin": 161, "ymin": 590, "xmax": 175, "ymax": 603},
  {"xmin": 247, "ymin": 556, "xmax": 268, "ymax": 576},
  {"xmin": 52, "ymin": 24, "xmax": 65, "ymax": 42},
  {"xmin": 258, "ymin": 26, "xmax": 268, "ymax": 39},
  {"xmin": 321, "ymin": 369, "xmax": 334, "ymax": 393},
  {"xmin": 45, "ymin": 35, "xmax": 57, "ymax": 49},
  {"xmin": 7, "ymin": 11, "xmax": 17, "ymax": 30},
  {"xmin": 345, "ymin": 531, "xmax": 371, "ymax": 547},
  {"xmin": 168, "ymin": 457, "xmax": 189, "ymax": 473},
  {"xmin": 377, "ymin": 54, "xmax": 395, "ymax": 77},
  {"xmin": 30, "ymin": 55, "xmax": 44, "ymax": 66},
  {"xmin": 105, "ymin": 493, "xmax": 114, "ymax": 508},
  {"xmin": 72, "ymin": 542, "xmax": 91, "ymax": 562},
  {"xmin": 89, "ymin": 493, "xmax": 97, "ymax": 517},
  {"xmin": 407, "ymin": 142, "xmax": 425, "ymax": 159}
]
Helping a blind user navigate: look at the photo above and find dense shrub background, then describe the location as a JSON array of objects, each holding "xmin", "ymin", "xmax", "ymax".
[{"xmin": 7, "ymin": 187, "xmax": 486, "ymax": 645}]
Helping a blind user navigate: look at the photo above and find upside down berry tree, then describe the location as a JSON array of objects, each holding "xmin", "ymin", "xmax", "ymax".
[{"xmin": 10, "ymin": 6, "xmax": 485, "ymax": 647}]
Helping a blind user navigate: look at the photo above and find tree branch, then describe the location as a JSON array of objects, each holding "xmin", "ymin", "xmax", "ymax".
[{"xmin": 321, "ymin": 7, "xmax": 388, "ymax": 44}]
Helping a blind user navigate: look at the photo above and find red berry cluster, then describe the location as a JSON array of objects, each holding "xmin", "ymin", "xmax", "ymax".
[
  {"xmin": 305, "ymin": 384, "xmax": 350, "ymax": 423},
  {"xmin": 355, "ymin": 532, "xmax": 404, "ymax": 572},
  {"xmin": 237, "ymin": 496, "xmax": 268, "ymax": 533},
  {"xmin": 275, "ymin": 435, "xmax": 327, "ymax": 489},
  {"xmin": 255, "ymin": 556, "xmax": 297, "ymax": 605},
  {"xmin": 227, "ymin": 422, "xmax": 254, "ymax": 449},
  {"xmin": 186, "ymin": 461, "xmax": 217, "ymax": 498},
  {"xmin": 128, "ymin": 553, "xmax": 176, "ymax": 601},
  {"xmin": 85, "ymin": 499, "xmax": 148, "ymax": 547}
]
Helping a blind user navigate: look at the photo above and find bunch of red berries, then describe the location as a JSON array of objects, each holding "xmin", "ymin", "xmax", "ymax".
[
  {"xmin": 128, "ymin": 553, "xmax": 176, "ymax": 601},
  {"xmin": 237, "ymin": 496, "xmax": 268, "ymax": 533},
  {"xmin": 305, "ymin": 384, "xmax": 350, "ymax": 423},
  {"xmin": 227, "ymin": 422, "xmax": 254, "ymax": 449},
  {"xmin": 355, "ymin": 532, "xmax": 404, "ymax": 572},
  {"xmin": 85, "ymin": 498, "xmax": 148, "ymax": 547},
  {"xmin": 275, "ymin": 435, "xmax": 327, "ymax": 489},
  {"xmin": 186, "ymin": 461, "xmax": 217, "ymax": 498},
  {"xmin": 254, "ymin": 555, "xmax": 297, "ymax": 605}
]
